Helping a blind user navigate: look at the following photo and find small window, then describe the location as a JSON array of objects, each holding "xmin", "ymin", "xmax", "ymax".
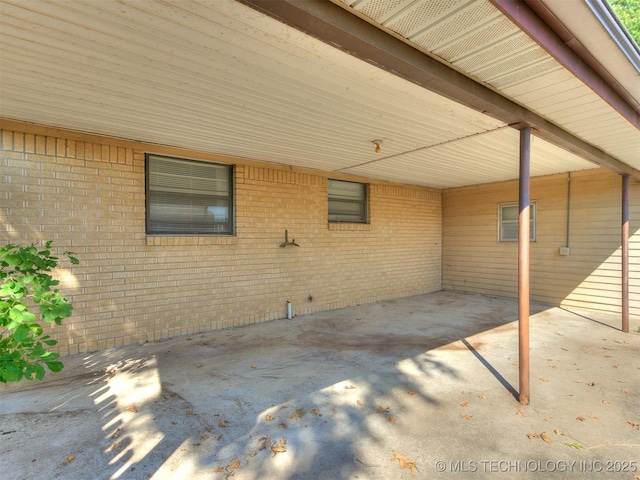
[
  {"xmin": 499, "ymin": 202, "xmax": 536, "ymax": 242},
  {"xmin": 146, "ymin": 154, "xmax": 233, "ymax": 235},
  {"xmin": 328, "ymin": 179, "xmax": 367, "ymax": 223}
]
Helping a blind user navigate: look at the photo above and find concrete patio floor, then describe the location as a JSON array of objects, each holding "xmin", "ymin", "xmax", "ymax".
[{"xmin": 1, "ymin": 291, "xmax": 639, "ymax": 480}]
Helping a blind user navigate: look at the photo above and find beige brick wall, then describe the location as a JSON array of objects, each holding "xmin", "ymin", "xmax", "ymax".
[
  {"xmin": 442, "ymin": 169, "xmax": 640, "ymax": 318},
  {"xmin": 1, "ymin": 123, "xmax": 442, "ymax": 355}
]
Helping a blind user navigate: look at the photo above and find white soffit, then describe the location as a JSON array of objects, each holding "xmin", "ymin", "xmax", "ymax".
[
  {"xmin": 0, "ymin": 0, "xmax": 599, "ymax": 189},
  {"xmin": 336, "ymin": 0, "xmax": 639, "ymax": 171}
]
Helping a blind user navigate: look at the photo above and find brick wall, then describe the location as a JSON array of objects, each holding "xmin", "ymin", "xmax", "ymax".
[
  {"xmin": 442, "ymin": 169, "xmax": 639, "ymax": 318},
  {"xmin": 1, "ymin": 124, "xmax": 442, "ymax": 355}
]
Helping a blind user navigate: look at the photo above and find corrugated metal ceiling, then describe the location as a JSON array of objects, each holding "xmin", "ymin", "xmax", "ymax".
[{"xmin": 0, "ymin": 0, "xmax": 637, "ymax": 189}]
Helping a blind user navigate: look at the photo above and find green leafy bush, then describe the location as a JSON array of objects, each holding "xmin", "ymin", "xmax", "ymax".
[{"xmin": 0, "ymin": 241, "xmax": 78, "ymax": 383}]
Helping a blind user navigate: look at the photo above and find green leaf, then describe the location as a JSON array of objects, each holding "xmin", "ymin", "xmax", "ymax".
[
  {"xmin": 45, "ymin": 361, "xmax": 64, "ymax": 372},
  {"xmin": 12, "ymin": 324, "xmax": 31, "ymax": 343},
  {"xmin": 0, "ymin": 365, "xmax": 24, "ymax": 383},
  {"xmin": 9, "ymin": 306, "xmax": 36, "ymax": 323}
]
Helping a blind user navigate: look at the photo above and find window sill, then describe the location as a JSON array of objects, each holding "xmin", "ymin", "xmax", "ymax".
[
  {"xmin": 146, "ymin": 235, "xmax": 237, "ymax": 246},
  {"xmin": 328, "ymin": 223, "xmax": 371, "ymax": 231}
]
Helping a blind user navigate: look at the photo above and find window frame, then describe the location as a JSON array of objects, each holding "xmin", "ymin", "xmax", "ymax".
[
  {"xmin": 328, "ymin": 179, "xmax": 368, "ymax": 224},
  {"xmin": 145, "ymin": 153, "xmax": 234, "ymax": 236},
  {"xmin": 498, "ymin": 201, "xmax": 536, "ymax": 243}
]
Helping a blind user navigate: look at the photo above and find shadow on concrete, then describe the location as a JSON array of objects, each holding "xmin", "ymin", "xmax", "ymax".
[{"xmin": 1, "ymin": 291, "xmax": 562, "ymax": 479}]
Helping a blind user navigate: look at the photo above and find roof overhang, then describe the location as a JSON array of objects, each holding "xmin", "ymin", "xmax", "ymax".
[{"xmin": 1, "ymin": 0, "xmax": 638, "ymax": 188}]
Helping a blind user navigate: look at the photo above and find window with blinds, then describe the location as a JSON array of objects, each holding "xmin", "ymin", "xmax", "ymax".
[
  {"xmin": 499, "ymin": 202, "xmax": 536, "ymax": 242},
  {"xmin": 146, "ymin": 154, "xmax": 233, "ymax": 235},
  {"xmin": 328, "ymin": 179, "xmax": 368, "ymax": 223}
]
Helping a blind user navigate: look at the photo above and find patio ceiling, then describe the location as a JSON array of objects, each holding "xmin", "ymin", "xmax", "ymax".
[{"xmin": 0, "ymin": 0, "xmax": 638, "ymax": 189}]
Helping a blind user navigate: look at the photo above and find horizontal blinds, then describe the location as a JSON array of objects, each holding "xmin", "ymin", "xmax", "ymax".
[{"xmin": 147, "ymin": 155, "xmax": 232, "ymax": 234}]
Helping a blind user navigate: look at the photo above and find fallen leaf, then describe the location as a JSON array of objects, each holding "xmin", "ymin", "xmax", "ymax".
[
  {"xmin": 110, "ymin": 428, "xmax": 121, "ymax": 439},
  {"xmin": 516, "ymin": 408, "xmax": 526, "ymax": 416},
  {"xmin": 186, "ymin": 409, "xmax": 195, "ymax": 416},
  {"xmin": 214, "ymin": 467, "xmax": 224, "ymax": 473},
  {"xmin": 459, "ymin": 414, "xmax": 473, "ymax": 420},
  {"xmin": 554, "ymin": 429, "xmax": 566, "ymax": 436},
  {"xmin": 586, "ymin": 381, "xmax": 597, "ymax": 387},
  {"xmin": 627, "ymin": 420, "xmax": 639, "ymax": 429},
  {"xmin": 526, "ymin": 433, "xmax": 540, "ymax": 440},
  {"xmin": 477, "ymin": 395, "xmax": 486, "ymax": 399},
  {"xmin": 602, "ymin": 400, "xmax": 613, "ymax": 405},
  {"xmin": 588, "ymin": 415, "xmax": 600, "ymax": 420},
  {"xmin": 110, "ymin": 442, "xmax": 121, "ymax": 451},
  {"xmin": 388, "ymin": 417, "xmax": 396, "ymax": 423},
  {"xmin": 228, "ymin": 458, "xmax": 241, "ymax": 469},
  {"xmin": 270, "ymin": 438, "xmax": 287, "ymax": 457},
  {"xmin": 356, "ymin": 400, "xmax": 363, "ymax": 406},
  {"xmin": 311, "ymin": 408, "xmax": 321, "ymax": 416},
  {"xmin": 287, "ymin": 408, "xmax": 305, "ymax": 420},
  {"xmin": 392, "ymin": 453, "xmax": 418, "ymax": 477},
  {"xmin": 576, "ymin": 416, "xmax": 586, "ymax": 422},
  {"xmin": 218, "ymin": 420, "xmax": 228, "ymax": 428},
  {"xmin": 127, "ymin": 405, "xmax": 138, "ymax": 413},
  {"xmin": 265, "ymin": 414, "xmax": 275, "ymax": 422},
  {"xmin": 460, "ymin": 401, "xmax": 469, "ymax": 407},
  {"xmin": 540, "ymin": 432, "xmax": 553, "ymax": 444},
  {"xmin": 62, "ymin": 455, "xmax": 75, "ymax": 465},
  {"xmin": 248, "ymin": 451, "xmax": 257, "ymax": 457},
  {"xmin": 200, "ymin": 434, "xmax": 210, "ymax": 441},
  {"xmin": 344, "ymin": 385, "xmax": 356, "ymax": 390},
  {"xmin": 251, "ymin": 364, "xmax": 257, "ymax": 369},
  {"xmin": 407, "ymin": 391, "xmax": 416, "ymax": 397},
  {"xmin": 279, "ymin": 422, "xmax": 288, "ymax": 429},
  {"xmin": 565, "ymin": 443, "xmax": 584, "ymax": 450},
  {"xmin": 539, "ymin": 377, "xmax": 549, "ymax": 382},
  {"xmin": 376, "ymin": 406, "xmax": 391, "ymax": 413},
  {"xmin": 612, "ymin": 364, "xmax": 619, "ymax": 368},
  {"xmin": 623, "ymin": 389, "xmax": 630, "ymax": 394}
]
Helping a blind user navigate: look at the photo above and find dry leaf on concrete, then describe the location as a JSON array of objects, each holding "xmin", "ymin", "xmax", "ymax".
[
  {"xmin": 376, "ymin": 406, "xmax": 390, "ymax": 413},
  {"xmin": 344, "ymin": 384, "xmax": 356, "ymax": 389},
  {"xmin": 576, "ymin": 416, "xmax": 586, "ymax": 422},
  {"xmin": 526, "ymin": 433, "xmax": 540, "ymax": 440},
  {"xmin": 62, "ymin": 455, "xmax": 75, "ymax": 465},
  {"xmin": 218, "ymin": 420, "xmax": 228, "ymax": 427},
  {"xmin": 627, "ymin": 420, "xmax": 639, "ymax": 429},
  {"xmin": 554, "ymin": 429, "xmax": 566, "ymax": 436},
  {"xmin": 407, "ymin": 391, "xmax": 416, "ymax": 397},
  {"xmin": 540, "ymin": 432, "xmax": 552, "ymax": 444},
  {"xmin": 459, "ymin": 414, "xmax": 473, "ymax": 420},
  {"xmin": 392, "ymin": 452, "xmax": 418, "ymax": 477},
  {"xmin": 460, "ymin": 401, "xmax": 469, "ymax": 407},
  {"xmin": 270, "ymin": 438, "xmax": 287, "ymax": 457},
  {"xmin": 287, "ymin": 408, "xmax": 305, "ymax": 420}
]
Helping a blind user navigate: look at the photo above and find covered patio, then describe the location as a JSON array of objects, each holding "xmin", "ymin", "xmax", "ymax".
[{"xmin": 1, "ymin": 291, "xmax": 638, "ymax": 479}]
